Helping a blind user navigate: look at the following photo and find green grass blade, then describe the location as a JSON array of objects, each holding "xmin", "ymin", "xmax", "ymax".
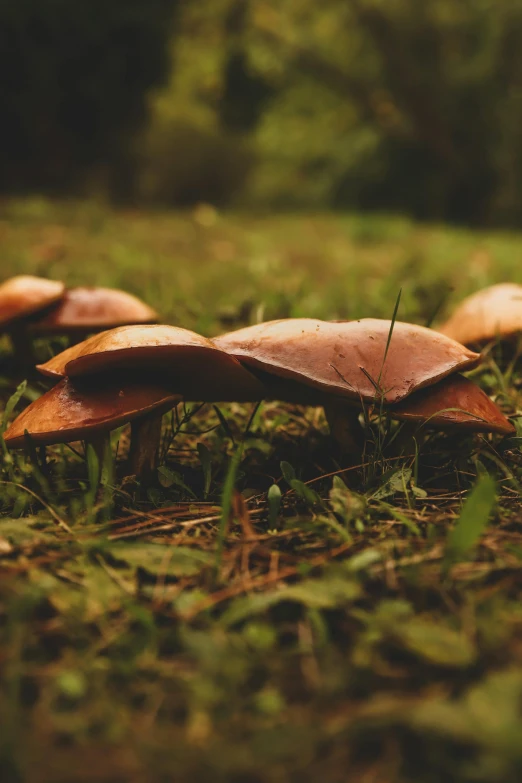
[
  {"xmin": 378, "ymin": 288, "xmax": 402, "ymax": 387},
  {"xmin": 443, "ymin": 473, "xmax": 497, "ymax": 572},
  {"xmin": 214, "ymin": 444, "xmax": 243, "ymax": 584},
  {"xmin": 425, "ymin": 287, "xmax": 451, "ymax": 328},
  {"xmin": 197, "ymin": 442, "xmax": 212, "ymax": 498},
  {"xmin": 0, "ymin": 380, "xmax": 27, "ymax": 438}
]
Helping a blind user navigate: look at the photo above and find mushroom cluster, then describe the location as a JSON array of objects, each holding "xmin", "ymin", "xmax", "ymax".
[
  {"xmin": 3, "ymin": 317, "xmax": 514, "ymax": 482},
  {"xmin": 4, "ymin": 324, "xmax": 264, "ymax": 478},
  {"xmin": 0, "ymin": 275, "xmax": 157, "ymax": 364}
]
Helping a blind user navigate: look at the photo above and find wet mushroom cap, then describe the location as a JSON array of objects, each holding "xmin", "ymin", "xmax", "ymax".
[
  {"xmin": 0, "ymin": 275, "xmax": 65, "ymax": 328},
  {"xmin": 31, "ymin": 286, "xmax": 157, "ymax": 333},
  {"xmin": 214, "ymin": 318, "xmax": 480, "ymax": 404},
  {"xmin": 3, "ymin": 377, "xmax": 181, "ymax": 448},
  {"xmin": 36, "ymin": 324, "xmax": 266, "ymax": 401},
  {"xmin": 391, "ymin": 374, "xmax": 515, "ymax": 435},
  {"xmin": 438, "ymin": 283, "xmax": 522, "ymax": 346}
]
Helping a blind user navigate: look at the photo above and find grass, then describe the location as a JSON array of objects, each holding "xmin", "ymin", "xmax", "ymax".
[{"xmin": 1, "ymin": 197, "xmax": 522, "ymax": 782}]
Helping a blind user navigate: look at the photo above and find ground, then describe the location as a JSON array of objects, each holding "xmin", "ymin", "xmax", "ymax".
[{"xmin": 1, "ymin": 198, "xmax": 522, "ymax": 783}]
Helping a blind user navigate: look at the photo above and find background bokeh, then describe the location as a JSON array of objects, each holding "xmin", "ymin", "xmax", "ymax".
[{"xmin": 2, "ymin": 0, "xmax": 522, "ymax": 226}]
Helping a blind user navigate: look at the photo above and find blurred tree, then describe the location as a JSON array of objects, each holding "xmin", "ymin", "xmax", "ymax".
[
  {"xmin": 135, "ymin": 0, "xmax": 258, "ymax": 206},
  {"xmin": 218, "ymin": 0, "xmax": 275, "ymax": 132},
  {"xmin": 244, "ymin": 0, "xmax": 522, "ymax": 224},
  {"xmin": 0, "ymin": 0, "xmax": 179, "ymax": 195}
]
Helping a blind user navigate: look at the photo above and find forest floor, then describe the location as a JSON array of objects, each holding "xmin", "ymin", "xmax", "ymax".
[{"xmin": 1, "ymin": 198, "xmax": 522, "ymax": 783}]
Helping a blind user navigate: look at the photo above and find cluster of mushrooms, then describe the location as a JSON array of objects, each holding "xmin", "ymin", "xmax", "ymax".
[
  {"xmin": 1, "ymin": 276, "xmax": 520, "ymax": 483},
  {"xmin": 0, "ymin": 274, "xmax": 157, "ymax": 359}
]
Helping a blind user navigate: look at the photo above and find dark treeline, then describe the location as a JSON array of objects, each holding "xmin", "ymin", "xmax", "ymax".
[
  {"xmin": 3, "ymin": 0, "xmax": 522, "ymax": 227},
  {"xmin": 0, "ymin": 0, "xmax": 179, "ymax": 196}
]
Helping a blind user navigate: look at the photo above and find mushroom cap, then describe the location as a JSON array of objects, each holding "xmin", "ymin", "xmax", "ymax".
[
  {"xmin": 31, "ymin": 286, "xmax": 157, "ymax": 333},
  {"xmin": 37, "ymin": 324, "xmax": 265, "ymax": 401},
  {"xmin": 391, "ymin": 374, "xmax": 515, "ymax": 435},
  {"xmin": 3, "ymin": 377, "xmax": 181, "ymax": 448},
  {"xmin": 214, "ymin": 318, "xmax": 480, "ymax": 404},
  {"xmin": 438, "ymin": 283, "xmax": 522, "ymax": 346},
  {"xmin": 0, "ymin": 275, "xmax": 65, "ymax": 328}
]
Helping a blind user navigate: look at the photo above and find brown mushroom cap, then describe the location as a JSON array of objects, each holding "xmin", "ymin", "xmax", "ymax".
[
  {"xmin": 438, "ymin": 283, "xmax": 522, "ymax": 346},
  {"xmin": 391, "ymin": 374, "xmax": 515, "ymax": 435},
  {"xmin": 214, "ymin": 318, "xmax": 480, "ymax": 404},
  {"xmin": 31, "ymin": 286, "xmax": 157, "ymax": 334},
  {"xmin": 0, "ymin": 275, "xmax": 65, "ymax": 328},
  {"xmin": 3, "ymin": 377, "xmax": 181, "ymax": 448},
  {"xmin": 36, "ymin": 324, "xmax": 266, "ymax": 401}
]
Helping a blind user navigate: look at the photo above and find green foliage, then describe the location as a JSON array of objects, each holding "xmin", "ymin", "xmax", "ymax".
[
  {"xmin": 329, "ymin": 476, "xmax": 366, "ymax": 527},
  {"xmin": 214, "ymin": 443, "xmax": 244, "ymax": 581},
  {"xmin": 356, "ymin": 599, "xmax": 477, "ymax": 668},
  {"xmin": 197, "ymin": 443, "xmax": 213, "ymax": 499},
  {"xmin": 136, "ymin": 118, "xmax": 254, "ymax": 206},
  {"xmin": 267, "ymin": 483, "xmax": 282, "ymax": 528},
  {"xmin": 108, "ymin": 542, "xmax": 212, "ymax": 578},
  {"xmin": 444, "ymin": 473, "xmax": 497, "ymax": 571},
  {"xmin": 221, "ymin": 572, "xmax": 361, "ymax": 626},
  {"xmin": 0, "ymin": 381, "xmax": 26, "ymax": 436}
]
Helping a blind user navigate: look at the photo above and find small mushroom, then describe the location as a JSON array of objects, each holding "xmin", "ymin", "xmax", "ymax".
[
  {"xmin": 3, "ymin": 376, "xmax": 181, "ymax": 480},
  {"xmin": 214, "ymin": 318, "xmax": 480, "ymax": 404},
  {"xmin": 30, "ymin": 286, "xmax": 157, "ymax": 339},
  {"xmin": 0, "ymin": 275, "xmax": 65, "ymax": 327},
  {"xmin": 392, "ymin": 374, "xmax": 514, "ymax": 435},
  {"xmin": 0, "ymin": 275, "xmax": 65, "ymax": 362},
  {"xmin": 37, "ymin": 324, "xmax": 266, "ymax": 401},
  {"xmin": 438, "ymin": 283, "xmax": 522, "ymax": 347}
]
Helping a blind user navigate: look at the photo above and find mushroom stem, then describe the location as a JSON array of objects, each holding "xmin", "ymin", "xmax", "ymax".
[
  {"xmin": 128, "ymin": 411, "xmax": 164, "ymax": 482},
  {"xmin": 323, "ymin": 401, "xmax": 365, "ymax": 459},
  {"xmin": 9, "ymin": 325, "xmax": 35, "ymax": 370}
]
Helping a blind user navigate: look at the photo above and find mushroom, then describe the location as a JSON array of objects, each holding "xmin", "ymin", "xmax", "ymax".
[
  {"xmin": 214, "ymin": 318, "xmax": 512, "ymax": 448},
  {"xmin": 0, "ymin": 275, "xmax": 65, "ymax": 361},
  {"xmin": 37, "ymin": 324, "xmax": 266, "ymax": 401},
  {"xmin": 214, "ymin": 318, "xmax": 480, "ymax": 403},
  {"xmin": 392, "ymin": 374, "xmax": 514, "ymax": 435},
  {"xmin": 438, "ymin": 283, "xmax": 522, "ymax": 347},
  {"xmin": 0, "ymin": 278, "xmax": 159, "ymax": 370},
  {"xmin": 30, "ymin": 286, "xmax": 158, "ymax": 339},
  {"xmin": 3, "ymin": 376, "xmax": 181, "ymax": 480}
]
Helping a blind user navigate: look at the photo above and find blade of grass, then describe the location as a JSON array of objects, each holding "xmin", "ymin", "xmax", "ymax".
[
  {"xmin": 213, "ymin": 443, "xmax": 244, "ymax": 584},
  {"xmin": 425, "ymin": 287, "xmax": 452, "ymax": 328},
  {"xmin": 377, "ymin": 287, "xmax": 402, "ymax": 388},
  {"xmin": 0, "ymin": 380, "xmax": 26, "ymax": 436},
  {"xmin": 443, "ymin": 472, "xmax": 496, "ymax": 574},
  {"xmin": 213, "ymin": 405, "xmax": 235, "ymax": 445}
]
